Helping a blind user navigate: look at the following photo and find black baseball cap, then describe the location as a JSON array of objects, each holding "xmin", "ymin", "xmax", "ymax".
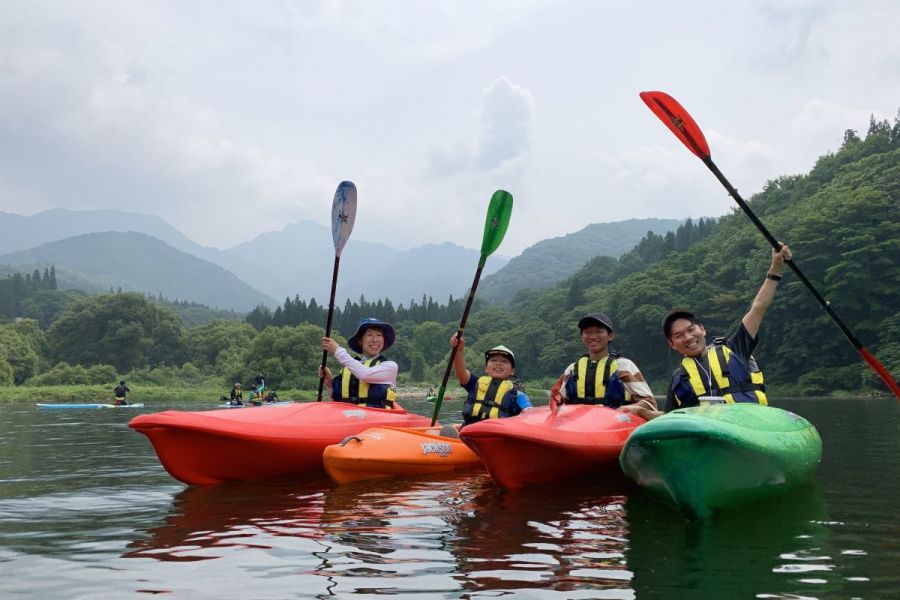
[
  {"xmin": 661, "ymin": 308, "xmax": 699, "ymax": 338},
  {"xmin": 578, "ymin": 312, "xmax": 614, "ymax": 333}
]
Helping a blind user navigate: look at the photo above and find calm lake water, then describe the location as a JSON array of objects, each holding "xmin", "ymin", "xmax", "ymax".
[{"xmin": 1, "ymin": 396, "xmax": 897, "ymax": 599}]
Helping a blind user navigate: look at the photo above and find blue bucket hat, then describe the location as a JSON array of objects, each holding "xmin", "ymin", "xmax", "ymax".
[{"xmin": 348, "ymin": 318, "xmax": 396, "ymax": 353}]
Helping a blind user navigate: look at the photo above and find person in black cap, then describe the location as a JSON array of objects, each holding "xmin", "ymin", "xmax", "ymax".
[
  {"xmin": 632, "ymin": 244, "xmax": 792, "ymax": 419},
  {"xmin": 552, "ymin": 313, "xmax": 656, "ymax": 413},
  {"xmin": 449, "ymin": 335, "xmax": 531, "ymax": 427},
  {"xmin": 320, "ymin": 317, "xmax": 400, "ymax": 409},
  {"xmin": 113, "ymin": 380, "xmax": 130, "ymax": 406}
]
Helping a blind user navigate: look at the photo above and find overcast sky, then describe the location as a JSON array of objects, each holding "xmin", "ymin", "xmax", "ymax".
[{"xmin": 1, "ymin": 0, "xmax": 898, "ymax": 255}]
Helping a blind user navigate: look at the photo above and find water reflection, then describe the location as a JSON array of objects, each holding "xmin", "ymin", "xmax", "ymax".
[
  {"xmin": 625, "ymin": 483, "xmax": 832, "ymax": 599},
  {"xmin": 124, "ymin": 476, "xmax": 331, "ymax": 562},
  {"xmin": 448, "ymin": 478, "xmax": 636, "ymax": 598},
  {"xmin": 125, "ymin": 472, "xmax": 642, "ymax": 597}
]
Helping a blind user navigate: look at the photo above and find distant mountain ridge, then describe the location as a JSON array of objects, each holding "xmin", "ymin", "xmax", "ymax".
[
  {"xmin": 0, "ymin": 232, "xmax": 277, "ymax": 312},
  {"xmin": 0, "ymin": 209, "xmax": 680, "ymax": 310},
  {"xmin": 478, "ymin": 218, "xmax": 682, "ymax": 303},
  {"xmin": 0, "ymin": 208, "xmax": 212, "ymax": 258},
  {"xmin": 214, "ymin": 221, "xmax": 508, "ymax": 305},
  {"xmin": 0, "ymin": 210, "xmax": 510, "ymax": 306}
]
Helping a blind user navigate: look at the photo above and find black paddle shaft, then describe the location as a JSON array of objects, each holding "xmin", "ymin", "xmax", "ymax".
[
  {"xmin": 430, "ymin": 262, "xmax": 485, "ymax": 425},
  {"xmin": 704, "ymin": 157, "xmax": 866, "ymax": 351},
  {"xmin": 317, "ymin": 255, "xmax": 341, "ymax": 401}
]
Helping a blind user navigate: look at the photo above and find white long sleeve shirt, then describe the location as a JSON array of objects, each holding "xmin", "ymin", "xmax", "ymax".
[{"xmin": 334, "ymin": 347, "xmax": 398, "ymax": 385}]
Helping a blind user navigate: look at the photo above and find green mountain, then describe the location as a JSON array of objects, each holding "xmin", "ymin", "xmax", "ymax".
[
  {"xmin": 0, "ymin": 232, "xmax": 277, "ymax": 312},
  {"xmin": 477, "ymin": 218, "xmax": 682, "ymax": 303},
  {"xmin": 465, "ymin": 120, "xmax": 900, "ymax": 395},
  {"xmin": 0, "ymin": 208, "xmax": 211, "ymax": 257}
]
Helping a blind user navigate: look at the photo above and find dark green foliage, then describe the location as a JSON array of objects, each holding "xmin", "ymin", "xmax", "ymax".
[
  {"xmin": 28, "ymin": 362, "xmax": 117, "ymax": 386},
  {"xmin": 187, "ymin": 320, "xmax": 257, "ymax": 367},
  {"xmin": 46, "ymin": 292, "xmax": 188, "ymax": 372},
  {"xmin": 246, "ymin": 292, "xmax": 472, "ymax": 339}
]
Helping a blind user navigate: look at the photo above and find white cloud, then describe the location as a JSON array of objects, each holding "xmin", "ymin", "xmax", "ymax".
[
  {"xmin": 426, "ymin": 76, "xmax": 535, "ymax": 177},
  {"xmin": 1, "ymin": 1, "xmax": 898, "ymax": 256}
]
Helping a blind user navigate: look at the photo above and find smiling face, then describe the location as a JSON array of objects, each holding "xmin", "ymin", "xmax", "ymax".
[
  {"xmin": 581, "ymin": 325, "xmax": 615, "ymax": 359},
  {"xmin": 485, "ymin": 354, "xmax": 515, "ymax": 379},
  {"xmin": 359, "ymin": 328, "xmax": 386, "ymax": 357},
  {"xmin": 667, "ymin": 318, "xmax": 708, "ymax": 357}
]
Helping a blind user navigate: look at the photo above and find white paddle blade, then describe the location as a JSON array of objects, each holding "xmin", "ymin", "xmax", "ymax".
[{"xmin": 331, "ymin": 181, "xmax": 357, "ymax": 256}]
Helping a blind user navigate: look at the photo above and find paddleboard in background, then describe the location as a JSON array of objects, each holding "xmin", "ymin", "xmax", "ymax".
[
  {"xmin": 459, "ymin": 404, "xmax": 644, "ymax": 489},
  {"xmin": 323, "ymin": 424, "xmax": 481, "ymax": 484},
  {"xmin": 425, "ymin": 395, "xmax": 452, "ymax": 402},
  {"xmin": 129, "ymin": 402, "xmax": 432, "ymax": 485},
  {"xmin": 37, "ymin": 403, "xmax": 145, "ymax": 409},
  {"xmin": 619, "ymin": 403, "xmax": 822, "ymax": 520},
  {"xmin": 217, "ymin": 401, "xmax": 294, "ymax": 409}
]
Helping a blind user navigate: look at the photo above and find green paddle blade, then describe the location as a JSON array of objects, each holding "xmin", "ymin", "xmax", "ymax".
[{"xmin": 480, "ymin": 190, "xmax": 513, "ymax": 259}]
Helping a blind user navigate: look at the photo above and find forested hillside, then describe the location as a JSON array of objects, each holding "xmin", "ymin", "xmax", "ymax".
[
  {"xmin": 1, "ymin": 116, "xmax": 898, "ymax": 396},
  {"xmin": 0, "ymin": 231, "xmax": 277, "ymax": 312},
  {"xmin": 486, "ymin": 118, "xmax": 900, "ymax": 394},
  {"xmin": 477, "ymin": 218, "xmax": 680, "ymax": 303}
]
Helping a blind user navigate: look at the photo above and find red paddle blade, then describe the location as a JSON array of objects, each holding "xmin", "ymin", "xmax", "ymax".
[
  {"xmin": 640, "ymin": 91, "xmax": 711, "ymax": 160},
  {"xmin": 860, "ymin": 347, "xmax": 900, "ymax": 401}
]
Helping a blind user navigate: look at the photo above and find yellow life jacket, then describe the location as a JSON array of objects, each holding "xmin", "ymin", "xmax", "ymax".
[
  {"xmin": 570, "ymin": 354, "xmax": 629, "ymax": 407},
  {"xmin": 338, "ymin": 355, "xmax": 396, "ymax": 408},
  {"xmin": 462, "ymin": 376, "xmax": 518, "ymax": 424},
  {"xmin": 680, "ymin": 343, "xmax": 767, "ymax": 405}
]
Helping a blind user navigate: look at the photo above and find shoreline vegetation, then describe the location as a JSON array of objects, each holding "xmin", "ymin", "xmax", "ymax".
[
  {"xmin": 2, "ymin": 384, "xmax": 882, "ymax": 405},
  {"xmin": 1, "ymin": 384, "xmax": 552, "ymax": 405}
]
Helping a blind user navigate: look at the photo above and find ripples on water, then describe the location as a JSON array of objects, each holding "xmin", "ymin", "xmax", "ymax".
[{"xmin": 0, "ymin": 398, "xmax": 897, "ymax": 598}]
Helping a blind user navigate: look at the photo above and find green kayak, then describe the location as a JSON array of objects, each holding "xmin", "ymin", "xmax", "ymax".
[{"xmin": 619, "ymin": 403, "xmax": 822, "ymax": 520}]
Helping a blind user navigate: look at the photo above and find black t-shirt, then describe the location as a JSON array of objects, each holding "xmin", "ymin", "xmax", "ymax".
[{"xmin": 664, "ymin": 323, "xmax": 758, "ymax": 412}]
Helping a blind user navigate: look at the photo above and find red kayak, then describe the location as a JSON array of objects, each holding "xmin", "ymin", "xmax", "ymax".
[
  {"xmin": 130, "ymin": 402, "xmax": 431, "ymax": 485},
  {"xmin": 459, "ymin": 405, "xmax": 645, "ymax": 489}
]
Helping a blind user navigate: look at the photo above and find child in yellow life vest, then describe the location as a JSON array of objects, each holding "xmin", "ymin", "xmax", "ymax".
[
  {"xmin": 450, "ymin": 335, "xmax": 531, "ymax": 427},
  {"xmin": 320, "ymin": 318, "xmax": 401, "ymax": 409}
]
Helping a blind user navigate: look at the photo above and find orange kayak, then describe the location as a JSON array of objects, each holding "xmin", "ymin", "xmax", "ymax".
[
  {"xmin": 323, "ymin": 425, "xmax": 483, "ymax": 484},
  {"xmin": 459, "ymin": 405, "xmax": 645, "ymax": 489},
  {"xmin": 130, "ymin": 402, "xmax": 431, "ymax": 485}
]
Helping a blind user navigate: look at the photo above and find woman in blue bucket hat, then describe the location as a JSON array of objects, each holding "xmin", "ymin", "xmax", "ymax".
[{"xmin": 320, "ymin": 318, "xmax": 400, "ymax": 409}]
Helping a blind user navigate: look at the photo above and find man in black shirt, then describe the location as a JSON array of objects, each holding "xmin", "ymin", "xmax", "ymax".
[{"xmin": 623, "ymin": 244, "xmax": 791, "ymax": 420}]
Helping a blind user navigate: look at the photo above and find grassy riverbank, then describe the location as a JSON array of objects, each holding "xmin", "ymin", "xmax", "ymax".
[{"xmin": 0, "ymin": 384, "xmax": 472, "ymax": 404}]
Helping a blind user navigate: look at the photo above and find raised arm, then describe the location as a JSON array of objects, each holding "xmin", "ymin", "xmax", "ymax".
[
  {"xmin": 742, "ymin": 244, "xmax": 792, "ymax": 338},
  {"xmin": 451, "ymin": 335, "xmax": 471, "ymax": 386}
]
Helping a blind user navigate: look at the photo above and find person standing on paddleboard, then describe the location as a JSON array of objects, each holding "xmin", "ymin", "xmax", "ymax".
[
  {"xmin": 551, "ymin": 312, "xmax": 656, "ymax": 414},
  {"xmin": 623, "ymin": 244, "xmax": 792, "ymax": 420},
  {"xmin": 320, "ymin": 318, "xmax": 401, "ymax": 409}
]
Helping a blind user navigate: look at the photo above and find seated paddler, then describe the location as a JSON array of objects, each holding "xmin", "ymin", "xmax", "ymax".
[
  {"xmin": 552, "ymin": 312, "xmax": 656, "ymax": 413},
  {"xmin": 622, "ymin": 244, "xmax": 792, "ymax": 420},
  {"xmin": 450, "ymin": 335, "xmax": 531, "ymax": 428},
  {"xmin": 320, "ymin": 317, "xmax": 400, "ymax": 409}
]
